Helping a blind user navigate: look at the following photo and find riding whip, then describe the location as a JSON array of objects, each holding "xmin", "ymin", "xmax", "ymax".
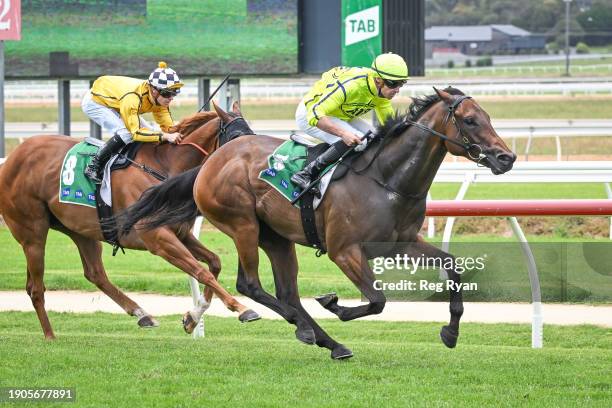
[{"xmin": 198, "ymin": 73, "xmax": 231, "ymax": 112}]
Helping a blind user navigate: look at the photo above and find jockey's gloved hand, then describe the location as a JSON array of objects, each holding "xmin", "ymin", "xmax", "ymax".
[
  {"xmin": 354, "ymin": 131, "xmax": 375, "ymax": 152},
  {"xmin": 354, "ymin": 138, "xmax": 368, "ymax": 152}
]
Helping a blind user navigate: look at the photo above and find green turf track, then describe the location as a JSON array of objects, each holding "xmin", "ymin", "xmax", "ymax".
[{"xmin": 0, "ymin": 313, "xmax": 609, "ymax": 407}]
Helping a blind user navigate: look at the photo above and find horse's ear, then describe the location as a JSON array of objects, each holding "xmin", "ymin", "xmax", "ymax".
[
  {"xmin": 433, "ymin": 86, "xmax": 452, "ymax": 104},
  {"xmin": 212, "ymin": 100, "xmax": 232, "ymax": 124},
  {"xmin": 231, "ymin": 101, "xmax": 243, "ymax": 116}
]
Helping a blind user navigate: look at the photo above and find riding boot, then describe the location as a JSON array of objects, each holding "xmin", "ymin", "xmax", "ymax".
[
  {"xmin": 84, "ymin": 134, "xmax": 126, "ymax": 183},
  {"xmin": 291, "ymin": 140, "xmax": 351, "ymax": 197}
]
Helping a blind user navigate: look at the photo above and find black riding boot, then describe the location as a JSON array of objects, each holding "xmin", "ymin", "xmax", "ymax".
[
  {"xmin": 291, "ymin": 140, "xmax": 351, "ymax": 197},
  {"xmin": 84, "ymin": 134, "xmax": 126, "ymax": 183}
]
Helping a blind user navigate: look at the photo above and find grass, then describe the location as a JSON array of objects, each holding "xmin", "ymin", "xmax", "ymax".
[{"xmin": 0, "ymin": 312, "xmax": 610, "ymax": 407}]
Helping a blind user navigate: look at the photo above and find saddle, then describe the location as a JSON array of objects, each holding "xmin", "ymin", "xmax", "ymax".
[{"xmin": 289, "ymin": 134, "xmax": 356, "ymax": 182}]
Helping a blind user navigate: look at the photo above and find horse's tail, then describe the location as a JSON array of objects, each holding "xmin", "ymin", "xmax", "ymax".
[{"xmin": 115, "ymin": 165, "xmax": 201, "ymax": 236}]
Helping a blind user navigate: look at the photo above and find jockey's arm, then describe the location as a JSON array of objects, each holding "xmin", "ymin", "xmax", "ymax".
[
  {"xmin": 153, "ymin": 108, "xmax": 182, "ymax": 144},
  {"xmin": 118, "ymin": 96, "xmax": 180, "ymax": 143},
  {"xmin": 307, "ymin": 87, "xmax": 362, "ymax": 146},
  {"xmin": 316, "ymin": 117, "xmax": 362, "ymax": 146}
]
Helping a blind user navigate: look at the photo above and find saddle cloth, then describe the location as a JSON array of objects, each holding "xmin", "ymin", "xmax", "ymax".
[
  {"xmin": 257, "ymin": 140, "xmax": 339, "ymax": 209},
  {"xmin": 59, "ymin": 139, "xmax": 140, "ymax": 208}
]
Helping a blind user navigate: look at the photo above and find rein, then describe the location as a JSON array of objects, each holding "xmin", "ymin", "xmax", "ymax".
[
  {"xmin": 122, "ymin": 155, "xmax": 168, "ymax": 181},
  {"xmin": 177, "ymin": 141, "xmax": 210, "ymax": 158}
]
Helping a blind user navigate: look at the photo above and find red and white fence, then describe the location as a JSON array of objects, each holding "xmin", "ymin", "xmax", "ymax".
[{"xmin": 426, "ymin": 198, "xmax": 612, "ymax": 349}]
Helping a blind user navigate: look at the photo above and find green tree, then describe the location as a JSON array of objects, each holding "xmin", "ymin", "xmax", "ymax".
[{"xmin": 576, "ymin": 0, "xmax": 612, "ymax": 46}]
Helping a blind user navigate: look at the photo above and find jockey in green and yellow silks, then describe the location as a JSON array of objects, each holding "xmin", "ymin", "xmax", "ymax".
[{"xmin": 291, "ymin": 53, "xmax": 410, "ymax": 196}]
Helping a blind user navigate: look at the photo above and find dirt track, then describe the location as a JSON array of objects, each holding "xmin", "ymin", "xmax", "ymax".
[{"xmin": 1, "ymin": 290, "xmax": 610, "ymax": 327}]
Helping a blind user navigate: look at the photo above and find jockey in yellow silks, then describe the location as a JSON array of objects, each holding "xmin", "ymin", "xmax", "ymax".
[
  {"xmin": 291, "ymin": 53, "xmax": 409, "ymax": 196},
  {"xmin": 82, "ymin": 62, "xmax": 184, "ymax": 183}
]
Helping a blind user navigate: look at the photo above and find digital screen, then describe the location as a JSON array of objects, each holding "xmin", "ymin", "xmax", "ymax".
[{"xmin": 6, "ymin": 0, "xmax": 298, "ymax": 78}]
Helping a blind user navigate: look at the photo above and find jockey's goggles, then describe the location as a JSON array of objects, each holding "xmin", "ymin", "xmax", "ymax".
[
  {"xmin": 383, "ymin": 79, "xmax": 407, "ymax": 89},
  {"xmin": 158, "ymin": 88, "xmax": 180, "ymax": 98}
]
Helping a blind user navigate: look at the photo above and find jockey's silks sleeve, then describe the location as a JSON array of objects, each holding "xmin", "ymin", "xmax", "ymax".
[
  {"xmin": 303, "ymin": 66, "xmax": 395, "ymax": 127},
  {"xmin": 90, "ymin": 75, "xmax": 174, "ymax": 141}
]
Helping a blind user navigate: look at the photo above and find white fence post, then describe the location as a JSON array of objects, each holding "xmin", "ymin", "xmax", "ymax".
[
  {"xmin": 508, "ymin": 217, "xmax": 543, "ymax": 349},
  {"xmin": 189, "ymin": 216, "xmax": 205, "ymax": 339}
]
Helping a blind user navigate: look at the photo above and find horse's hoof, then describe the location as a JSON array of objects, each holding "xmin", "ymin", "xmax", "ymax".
[
  {"xmin": 239, "ymin": 309, "xmax": 261, "ymax": 323},
  {"xmin": 295, "ymin": 327, "xmax": 316, "ymax": 345},
  {"xmin": 138, "ymin": 315, "xmax": 159, "ymax": 328},
  {"xmin": 440, "ymin": 325, "xmax": 458, "ymax": 348},
  {"xmin": 331, "ymin": 344, "xmax": 354, "ymax": 360},
  {"xmin": 315, "ymin": 292, "xmax": 338, "ymax": 309},
  {"xmin": 182, "ymin": 312, "xmax": 198, "ymax": 334}
]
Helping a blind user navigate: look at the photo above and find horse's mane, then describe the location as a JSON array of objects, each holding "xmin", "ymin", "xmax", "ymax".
[
  {"xmin": 375, "ymin": 86, "xmax": 465, "ymax": 139},
  {"xmin": 169, "ymin": 111, "xmax": 218, "ymax": 136}
]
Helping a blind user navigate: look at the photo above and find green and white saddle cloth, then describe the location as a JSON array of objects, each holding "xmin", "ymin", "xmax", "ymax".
[
  {"xmin": 258, "ymin": 140, "xmax": 337, "ymax": 207},
  {"xmin": 59, "ymin": 142, "xmax": 99, "ymax": 208}
]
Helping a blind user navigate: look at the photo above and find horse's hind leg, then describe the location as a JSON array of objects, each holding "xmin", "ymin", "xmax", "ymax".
[
  {"xmin": 3, "ymin": 214, "xmax": 55, "ymax": 339},
  {"xmin": 230, "ymin": 219, "xmax": 315, "ymax": 344},
  {"xmin": 259, "ymin": 229, "xmax": 353, "ymax": 359},
  {"xmin": 67, "ymin": 232, "xmax": 158, "ymax": 328}
]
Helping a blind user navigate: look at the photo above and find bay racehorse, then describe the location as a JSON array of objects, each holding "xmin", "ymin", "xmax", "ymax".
[
  {"xmin": 116, "ymin": 87, "xmax": 516, "ymax": 359},
  {"xmin": 0, "ymin": 103, "xmax": 260, "ymax": 339}
]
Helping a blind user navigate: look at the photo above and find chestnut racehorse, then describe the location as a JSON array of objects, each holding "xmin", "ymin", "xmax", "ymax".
[
  {"xmin": 0, "ymin": 103, "xmax": 260, "ymax": 339},
  {"xmin": 117, "ymin": 88, "xmax": 516, "ymax": 359}
]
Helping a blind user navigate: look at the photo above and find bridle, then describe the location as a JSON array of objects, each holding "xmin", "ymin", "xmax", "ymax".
[
  {"xmin": 344, "ymin": 94, "xmax": 489, "ymax": 201},
  {"xmin": 406, "ymin": 95, "xmax": 486, "ymax": 164},
  {"xmin": 218, "ymin": 115, "xmax": 254, "ymax": 146},
  {"xmin": 176, "ymin": 114, "xmax": 254, "ymax": 158}
]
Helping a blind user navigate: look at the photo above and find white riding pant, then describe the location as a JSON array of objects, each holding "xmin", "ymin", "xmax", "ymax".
[
  {"xmin": 81, "ymin": 92, "xmax": 152, "ymax": 144},
  {"xmin": 295, "ymin": 101, "xmax": 374, "ymax": 144}
]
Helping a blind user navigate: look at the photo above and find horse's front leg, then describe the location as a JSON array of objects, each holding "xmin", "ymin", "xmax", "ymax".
[
  {"xmin": 138, "ymin": 226, "xmax": 259, "ymax": 333},
  {"xmin": 181, "ymin": 233, "xmax": 223, "ymax": 331},
  {"xmin": 389, "ymin": 235, "xmax": 464, "ymax": 348},
  {"xmin": 318, "ymin": 244, "xmax": 387, "ymax": 321},
  {"xmin": 182, "ymin": 232, "xmax": 222, "ymax": 277}
]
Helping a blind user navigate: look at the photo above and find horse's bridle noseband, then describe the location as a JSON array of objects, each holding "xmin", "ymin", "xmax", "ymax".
[
  {"xmin": 218, "ymin": 116, "xmax": 254, "ymax": 147},
  {"xmin": 407, "ymin": 95, "xmax": 486, "ymax": 164}
]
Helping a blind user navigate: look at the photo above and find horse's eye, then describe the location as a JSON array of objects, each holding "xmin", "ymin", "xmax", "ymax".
[{"xmin": 463, "ymin": 117, "xmax": 476, "ymax": 126}]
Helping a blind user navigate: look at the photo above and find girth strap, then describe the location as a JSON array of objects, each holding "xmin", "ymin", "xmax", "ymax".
[
  {"xmin": 299, "ymin": 192, "xmax": 326, "ymax": 257},
  {"xmin": 95, "ymin": 184, "xmax": 124, "ymax": 256}
]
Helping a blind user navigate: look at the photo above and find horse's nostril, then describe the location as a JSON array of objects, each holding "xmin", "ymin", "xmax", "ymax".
[{"xmin": 496, "ymin": 152, "xmax": 515, "ymax": 165}]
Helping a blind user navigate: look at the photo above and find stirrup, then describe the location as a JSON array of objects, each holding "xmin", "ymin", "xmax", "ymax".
[
  {"xmin": 290, "ymin": 173, "xmax": 321, "ymax": 198},
  {"xmin": 84, "ymin": 164, "xmax": 103, "ymax": 184},
  {"xmin": 290, "ymin": 172, "xmax": 311, "ymax": 189}
]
